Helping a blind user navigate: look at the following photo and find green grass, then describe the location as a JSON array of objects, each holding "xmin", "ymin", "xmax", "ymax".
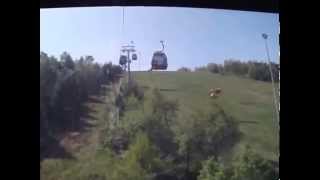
[
  {"xmin": 131, "ymin": 71, "xmax": 279, "ymax": 162},
  {"xmin": 41, "ymin": 149, "xmax": 117, "ymax": 180}
]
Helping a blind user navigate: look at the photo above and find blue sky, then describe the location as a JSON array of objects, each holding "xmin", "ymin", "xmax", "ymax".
[{"xmin": 40, "ymin": 7, "xmax": 279, "ymax": 71}]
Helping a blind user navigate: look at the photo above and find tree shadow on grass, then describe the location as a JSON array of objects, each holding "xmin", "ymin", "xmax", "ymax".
[
  {"xmin": 141, "ymin": 85, "xmax": 150, "ymax": 90},
  {"xmin": 77, "ymin": 120, "xmax": 97, "ymax": 132},
  {"xmin": 41, "ymin": 96, "xmax": 102, "ymax": 162},
  {"xmin": 88, "ymin": 96, "xmax": 105, "ymax": 104},
  {"xmin": 40, "ymin": 136, "xmax": 75, "ymax": 162},
  {"xmin": 75, "ymin": 94, "xmax": 109, "ymax": 133},
  {"xmin": 240, "ymin": 101, "xmax": 258, "ymax": 106},
  {"xmin": 78, "ymin": 105, "xmax": 98, "ymax": 121},
  {"xmin": 81, "ymin": 104, "xmax": 98, "ymax": 114},
  {"xmin": 217, "ymin": 131, "xmax": 243, "ymax": 155},
  {"xmin": 154, "ymin": 173, "xmax": 179, "ymax": 180},
  {"xmin": 239, "ymin": 120, "xmax": 259, "ymax": 124},
  {"xmin": 80, "ymin": 114, "xmax": 97, "ymax": 120},
  {"xmin": 159, "ymin": 88, "xmax": 177, "ymax": 92}
]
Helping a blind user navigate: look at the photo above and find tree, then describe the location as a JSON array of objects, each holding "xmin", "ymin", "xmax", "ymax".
[
  {"xmin": 207, "ymin": 63, "xmax": 220, "ymax": 74},
  {"xmin": 138, "ymin": 89, "xmax": 179, "ymax": 157},
  {"xmin": 197, "ymin": 146, "xmax": 278, "ymax": 180},
  {"xmin": 40, "ymin": 51, "xmax": 121, "ymax": 157},
  {"xmin": 231, "ymin": 145, "xmax": 278, "ymax": 180},
  {"xmin": 177, "ymin": 67, "xmax": 192, "ymax": 72},
  {"xmin": 40, "ymin": 53, "xmax": 60, "ymax": 136},
  {"xmin": 221, "ymin": 59, "xmax": 279, "ymax": 82},
  {"xmin": 113, "ymin": 88, "xmax": 179, "ymax": 158},
  {"xmin": 218, "ymin": 65, "xmax": 224, "ymax": 75},
  {"xmin": 127, "ymin": 132, "xmax": 163, "ymax": 172},
  {"xmin": 194, "ymin": 66, "xmax": 207, "ymax": 72},
  {"xmin": 103, "ymin": 126, "xmax": 131, "ymax": 154},
  {"xmin": 110, "ymin": 65, "xmax": 124, "ymax": 82},
  {"xmin": 150, "ymin": 88, "xmax": 179, "ymax": 128},
  {"xmin": 198, "ymin": 157, "xmax": 226, "ymax": 180},
  {"xmin": 111, "ymin": 132, "xmax": 164, "ymax": 180},
  {"xmin": 247, "ymin": 61, "xmax": 256, "ymax": 79},
  {"xmin": 175, "ymin": 104, "xmax": 239, "ymax": 175},
  {"xmin": 60, "ymin": 52, "xmax": 75, "ymax": 70}
]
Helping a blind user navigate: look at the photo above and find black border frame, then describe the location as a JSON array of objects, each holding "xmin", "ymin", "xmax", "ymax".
[
  {"xmin": 40, "ymin": 0, "xmax": 278, "ymax": 13},
  {"xmin": 5, "ymin": 0, "xmax": 300, "ymax": 180}
]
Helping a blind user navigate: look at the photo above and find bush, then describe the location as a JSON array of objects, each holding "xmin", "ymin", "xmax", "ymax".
[
  {"xmin": 197, "ymin": 146, "xmax": 278, "ymax": 180},
  {"xmin": 177, "ymin": 67, "xmax": 192, "ymax": 72},
  {"xmin": 121, "ymin": 81, "xmax": 144, "ymax": 101},
  {"xmin": 40, "ymin": 51, "xmax": 123, "ymax": 158},
  {"xmin": 132, "ymin": 89, "xmax": 180, "ymax": 158},
  {"xmin": 175, "ymin": 103, "xmax": 240, "ymax": 174},
  {"xmin": 115, "ymin": 88, "xmax": 180, "ymax": 159},
  {"xmin": 198, "ymin": 157, "xmax": 226, "ymax": 180},
  {"xmin": 202, "ymin": 59, "xmax": 279, "ymax": 82},
  {"xmin": 116, "ymin": 81, "xmax": 145, "ymax": 117},
  {"xmin": 103, "ymin": 127, "xmax": 131, "ymax": 154},
  {"xmin": 110, "ymin": 132, "xmax": 164, "ymax": 180},
  {"xmin": 207, "ymin": 63, "xmax": 220, "ymax": 74},
  {"xmin": 231, "ymin": 145, "xmax": 279, "ymax": 180},
  {"xmin": 224, "ymin": 60, "xmax": 279, "ymax": 82},
  {"xmin": 194, "ymin": 66, "xmax": 208, "ymax": 72}
]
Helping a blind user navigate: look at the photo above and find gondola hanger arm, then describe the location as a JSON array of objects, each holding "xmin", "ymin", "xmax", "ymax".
[{"xmin": 160, "ymin": 40, "xmax": 164, "ymax": 51}]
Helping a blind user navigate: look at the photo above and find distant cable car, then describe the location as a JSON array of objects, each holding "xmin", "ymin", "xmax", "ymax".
[
  {"xmin": 151, "ymin": 41, "xmax": 168, "ymax": 70},
  {"xmin": 132, "ymin": 53, "xmax": 137, "ymax": 60},
  {"xmin": 119, "ymin": 55, "xmax": 127, "ymax": 65}
]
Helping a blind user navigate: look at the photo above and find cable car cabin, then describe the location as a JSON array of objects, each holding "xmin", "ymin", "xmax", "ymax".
[
  {"xmin": 119, "ymin": 55, "xmax": 127, "ymax": 65},
  {"xmin": 132, "ymin": 53, "xmax": 137, "ymax": 60},
  {"xmin": 151, "ymin": 51, "xmax": 168, "ymax": 70}
]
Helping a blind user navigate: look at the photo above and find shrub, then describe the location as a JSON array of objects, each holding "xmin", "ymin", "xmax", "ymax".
[
  {"xmin": 231, "ymin": 145, "xmax": 279, "ymax": 180},
  {"xmin": 198, "ymin": 157, "xmax": 226, "ymax": 180},
  {"xmin": 177, "ymin": 67, "xmax": 192, "ymax": 72}
]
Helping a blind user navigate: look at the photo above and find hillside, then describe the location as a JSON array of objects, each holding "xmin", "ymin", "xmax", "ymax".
[
  {"xmin": 41, "ymin": 71, "xmax": 279, "ymax": 180},
  {"xmin": 131, "ymin": 71, "xmax": 279, "ymax": 161}
]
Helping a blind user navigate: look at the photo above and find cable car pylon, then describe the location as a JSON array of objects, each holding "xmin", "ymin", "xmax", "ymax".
[
  {"xmin": 119, "ymin": 42, "xmax": 138, "ymax": 86},
  {"xmin": 118, "ymin": 7, "xmax": 138, "ymax": 86}
]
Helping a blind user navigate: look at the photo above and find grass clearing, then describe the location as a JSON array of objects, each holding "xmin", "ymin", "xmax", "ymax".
[{"xmin": 132, "ymin": 71, "xmax": 279, "ymax": 162}]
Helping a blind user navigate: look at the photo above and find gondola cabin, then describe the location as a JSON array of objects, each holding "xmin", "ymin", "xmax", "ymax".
[
  {"xmin": 119, "ymin": 55, "xmax": 127, "ymax": 65},
  {"xmin": 151, "ymin": 51, "xmax": 168, "ymax": 70},
  {"xmin": 132, "ymin": 53, "xmax": 137, "ymax": 60}
]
